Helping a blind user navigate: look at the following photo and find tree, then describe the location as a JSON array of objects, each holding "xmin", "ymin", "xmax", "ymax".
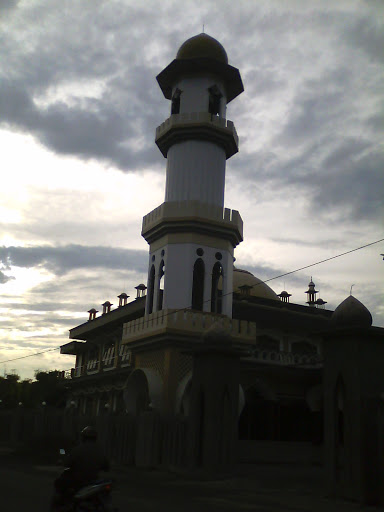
[{"xmin": 32, "ymin": 370, "xmax": 68, "ymax": 407}]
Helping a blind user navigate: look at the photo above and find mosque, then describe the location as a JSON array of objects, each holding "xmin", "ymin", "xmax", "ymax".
[{"xmin": 60, "ymin": 33, "xmax": 384, "ymax": 505}]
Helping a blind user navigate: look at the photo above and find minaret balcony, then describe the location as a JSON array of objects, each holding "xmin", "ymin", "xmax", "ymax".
[
  {"xmin": 155, "ymin": 112, "xmax": 239, "ymax": 159},
  {"xmin": 121, "ymin": 308, "xmax": 256, "ymax": 347},
  {"xmin": 142, "ymin": 200, "xmax": 243, "ymax": 247}
]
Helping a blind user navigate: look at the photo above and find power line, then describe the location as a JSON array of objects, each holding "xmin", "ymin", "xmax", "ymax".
[
  {"xmin": 1, "ymin": 236, "xmax": 383, "ymax": 366},
  {"xmin": 0, "ymin": 347, "xmax": 60, "ymax": 364},
  {"xmin": 260, "ymin": 237, "xmax": 384, "ymax": 286}
]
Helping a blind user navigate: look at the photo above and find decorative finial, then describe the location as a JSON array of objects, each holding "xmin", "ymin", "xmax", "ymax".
[
  {"xmin": 350, "ymin": 284, "xmax": 355, "ymax": 295},
  {"xmin": 203, "ymin": 23, "xmax": 205, "ymax": 33}
]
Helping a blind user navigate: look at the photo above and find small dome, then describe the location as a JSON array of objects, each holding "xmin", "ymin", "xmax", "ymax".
[
  {"xmin": 233, "ymin": 268, "xmax": 279, "ymax": 301},
  {"xmin": 331, "ymin": 295, "xmax": 372, "ymax": 328},
  {"xmin": 176, "ymin": 33, "xmax": 228, "ymax": 64}
]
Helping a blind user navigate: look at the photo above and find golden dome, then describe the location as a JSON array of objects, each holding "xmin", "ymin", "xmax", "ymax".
[
  {"xmin": 233, "ymin": 268, "xmax": 279, "ymax": 301},
  {"xmin": 176, "ymin": 33, "xmax": 228, "ymax": 64}
]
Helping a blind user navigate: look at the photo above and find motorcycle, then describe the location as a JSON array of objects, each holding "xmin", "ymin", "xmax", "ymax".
[
  {"xmin": 51, "ymin": 449, "xmax": 117, "ymax": 511},
  {"xmin": 72, "ymin": 480, "xmax": 115, "ymax": 511}
]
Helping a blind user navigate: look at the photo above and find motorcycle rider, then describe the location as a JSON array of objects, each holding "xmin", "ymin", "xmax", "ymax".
[{"xmin": 52, "ymin": 426, "xmax": 110, "ymax": 508}]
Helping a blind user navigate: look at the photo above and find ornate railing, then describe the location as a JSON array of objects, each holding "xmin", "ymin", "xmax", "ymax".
[{"xmin": 249, "ymin": 349, "xmax": 322, "ymax": 366}]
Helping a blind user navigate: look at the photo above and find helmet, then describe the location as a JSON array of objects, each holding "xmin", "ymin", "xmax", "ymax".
[{"xmin": 81, "ymin": 426, "xmax": 97, "ymax": 441}]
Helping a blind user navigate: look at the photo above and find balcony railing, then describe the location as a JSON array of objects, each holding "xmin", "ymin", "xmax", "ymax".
[
  {"xmin": 156, "ymin": 112, "xmax": 238, "ymax": 146},
  {"xmin": 249, "ymin": 349, "xmax": 322, "ymax": 367},
  {"xmin": 102, "ymin": 346, "xmax": 115, "ymax": 369}
]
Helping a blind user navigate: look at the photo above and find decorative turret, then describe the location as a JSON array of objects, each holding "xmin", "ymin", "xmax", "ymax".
[
  {"xmin": 87, "ymin": 308, "xmax": 98, "ymax": 321},
  {"xmin": 278, "ymin": 290, "xmax": 292, "ymax": 303},
  {"xmin": 102, "ymin": 301, "xmax": 112, "ymax": 315},
  {"xmin": 305, "ymin": 278, "xmax": 318, "ymax": 307},
  {"xmin": 142, "ymin": 34, "xmax": 244, "ymax": 318},
  {"xmin": 118, "ymin": 293, "xmax": 129, "ymax": 307},
  {"xmin": 315, "ymin": 297, "xmax": 327, "ymax": 309},
  {"xmin": 135, "ymin": 284, "xmax": 147, "ymax": 299}
]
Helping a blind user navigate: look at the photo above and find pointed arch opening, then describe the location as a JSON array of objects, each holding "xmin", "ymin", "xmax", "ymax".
[
  {"xmin": 211, "ymin": 262, "xmax": 223, "ymax": 313},
  {"xmin": 192, "ymin": 258, "xmax": 205, "ymax": 311},
  {"xmin": 157, "ymin": 260, "xmax": 165, "ymax": 311},
  {"xmin": 197, "ymin": 389, "xmax": 205, "ymax": 467},
  {"xmin": 335, "ymin": 376, "xmax": 346, "ymax": 447},
  {"xmin": 208, "ymin": 85, "xmax": 222, "ymax": 116},
  {"xmin": 334, "ymin": 375, "xmax": 346, "ymax": 479},
  {"xmin": 147, "ymin": 264, "xmax": 155, "ymax": 314},
  {"xmin": 218, "ymin": 386, "xmax": 232, "ymax": 465},
  {"xmin": 171, "ymin": 88, "xmax": 182, "ymax": 115}
]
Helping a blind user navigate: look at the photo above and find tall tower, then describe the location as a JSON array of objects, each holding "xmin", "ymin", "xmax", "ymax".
[{"xmin": 142, "ymin": 33, "xmax": 244, "ymax": 318}]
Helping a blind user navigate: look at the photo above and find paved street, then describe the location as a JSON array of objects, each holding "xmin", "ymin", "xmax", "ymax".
[{"xmin": 0, "ymin": 449, "xmax": 382, "ymax": 511}]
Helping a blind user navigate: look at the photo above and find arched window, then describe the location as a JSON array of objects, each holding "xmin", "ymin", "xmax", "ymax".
[
  {"xmin": 147, "ymin": 265, "xmax": 155, "ymax": 314},
  {"xmin": 211, "ymin": 262, "xmax": 223, "ymax": 313},
  {"xmin": 157, "ymin": 260, "xmax": 165, "ymax": 311},
  {"xmin": 192, "ymin": 258, "xmax": 205, "ymax": 311},
  {"xmin": 171, "ymin": 88, "xmax": 182, "ymax": 115},
  {"xmin": 208, "ymin": 85, "xmax": 222, "ymax": 116}
]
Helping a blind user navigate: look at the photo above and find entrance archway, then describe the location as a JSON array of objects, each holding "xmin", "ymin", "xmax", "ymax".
[{"xmin": 123, "ymin": 368, "xmax": 163, "ymax": 415}]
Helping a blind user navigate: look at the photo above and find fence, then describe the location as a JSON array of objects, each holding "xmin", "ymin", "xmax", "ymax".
[{"xmin": 0, "ymin": 408, "xmax": 188, "ymax": 469}]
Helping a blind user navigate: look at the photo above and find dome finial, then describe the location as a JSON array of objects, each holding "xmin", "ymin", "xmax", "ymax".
[{"xmin": 350, "ymin": 284, "xmax": 355, "ymax": 295}]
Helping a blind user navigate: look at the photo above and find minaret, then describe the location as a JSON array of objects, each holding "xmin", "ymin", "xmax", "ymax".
[
  {"xmin": 305, "ymin": 277, "xmax": 318, "ymax": 307},
  {"xmin": 142, "ymin": 33, "xmax": 244, "ymax": 317}
]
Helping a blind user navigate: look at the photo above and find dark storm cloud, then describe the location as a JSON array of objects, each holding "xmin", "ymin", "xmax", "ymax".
[
  {"xmin": 0, "ymin": 2, "xmax": 172, "ymax": 171},
  {"xmin": 344, "ymin": 14, "xmax": 384, "ymax": 63},
  {"xmin": 0, "ymin": 271, "xmax": 14, "ymax": 284},
  {"xmin": 0, "ymin": 0, "xmax": 19, "ymax": 10},
  {"xmin": 1, "ymin": 1, "xmax": 382, "ymax": 223},
  {"xmin": 314, "ymin": 149, "xmax": 384, "ymax": 221},
  {"xmin": 0, "ymin": 244, "xmax": 148, "ymax": 275},
  {"xmin": 277, "ymin": 91, "xmax": 344, "ymax": 145},
  {"xmin": 236, "ymin": 137, "xmax": 383, "ymax": 223},
  {"xmin": 0, "ymin": 79, "xmax": 160, "ymax": 170}
]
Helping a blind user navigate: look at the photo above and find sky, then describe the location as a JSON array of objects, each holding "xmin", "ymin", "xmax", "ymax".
[{"xmin": 0, "ymin": 0, "xmax": 383, "ymax": 380}]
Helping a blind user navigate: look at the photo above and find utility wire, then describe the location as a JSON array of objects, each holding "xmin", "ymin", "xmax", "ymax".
[
  {"xmin": 1, "ymin": 236, "xmax": 383, "ymax": 366},
  {"xmin": 0, "ymin": 347, "xmax": 60, "ymax": 364},
  {"xmin": 260, "ymin": 237, "xmax": 384, "ymax": 286}
]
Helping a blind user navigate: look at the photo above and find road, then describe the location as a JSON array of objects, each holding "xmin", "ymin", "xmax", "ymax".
[{"xmin": 0, "ymin": 451, "xmax": 380, "ymax": 511}]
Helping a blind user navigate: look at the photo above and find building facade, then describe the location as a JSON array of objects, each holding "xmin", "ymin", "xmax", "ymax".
[{"xmin": 60, "ymin": 33, "xmax": 384, "ymax": 504}]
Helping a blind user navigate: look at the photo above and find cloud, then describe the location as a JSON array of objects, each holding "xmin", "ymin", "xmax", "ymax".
[
  {"xmin": 0, "ymin": 0, "xmax": 19, "ymax": 10},
  {"xmin": 344, "ymin": 14, "xmax": 384, "ymax": 63},
  {"xmin": 0, "ymin": 270, "xmax": 14, "ymax": 284},
  {"xmin": 0, "ymin": 244, "xmax": 148, "ymax": 276},
  {"xmin": 0, "ymin": 79, "xmax": 160, "ymax": 171}
]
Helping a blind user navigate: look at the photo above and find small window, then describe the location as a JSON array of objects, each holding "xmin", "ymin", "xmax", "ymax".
[
  {"xmin": 171, "ymin": 88, "xmax": 182, "ymax": 115},
  {"xmin": 208, "ymin": 85, "xmax": 222, "ymax": 116}
]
